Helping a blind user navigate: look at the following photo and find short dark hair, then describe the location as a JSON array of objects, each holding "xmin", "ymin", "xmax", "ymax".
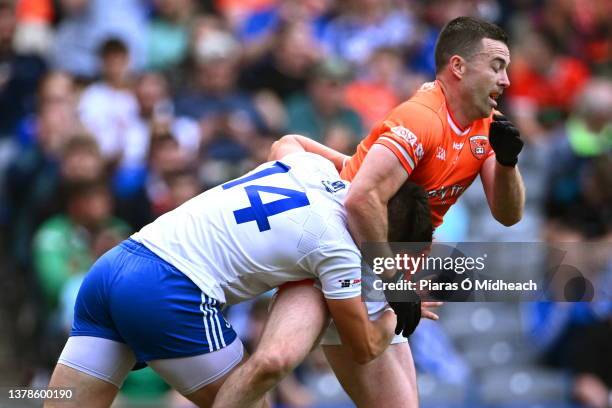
[
  {"xmin": 63, "ymin": 179, "xmax": 109, "ymax": 202},
  {"xmin": 62, "ymin": 134, "xmax": 100, "ymax": 158},
  {"xmin": 434, "ymin": 16, "xmax": 508, "ymax": 73},
  {"xmin": 387, "ymin": 181, "xmax": 433, "ymax": 243},
  {"xmin": 98, "ymin": 37, "xmax": 128, "ymax": 58}
]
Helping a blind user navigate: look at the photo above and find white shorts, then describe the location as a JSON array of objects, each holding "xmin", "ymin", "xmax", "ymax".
[
  {"xmin": 319, "ymin": 301, "xmax": 408, "ymax": 345},
  {"xmin": 58, "ymin": 335, "xmax": 244, "ymax": 395}
]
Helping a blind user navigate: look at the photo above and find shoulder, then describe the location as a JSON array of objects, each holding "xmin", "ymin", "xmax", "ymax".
[
  {"xmin": 385, "ymin": 83, "xmax": 445, "ymax": 133},
  {"xmin": 381, "ymin": 100, "xmax": 444, "ymax": 147}
]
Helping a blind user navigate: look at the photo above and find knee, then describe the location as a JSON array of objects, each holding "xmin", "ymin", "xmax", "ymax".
[{"xmin": 249, "ymin": 351, "xmax": 295, "ymax": 382}]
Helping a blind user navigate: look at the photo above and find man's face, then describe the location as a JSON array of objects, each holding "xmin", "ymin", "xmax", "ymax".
[
  {"xmin": 310, "ymin": 78, "xmax": 346, "ymax": 114},
  {"xmin": 71, "ymin": 189, "xmax": 112, "ymax": 228},
  {"xmin": 62, "ymin": 149, "xmax": 104, "ymax": 181},
  {"xmin": 102, "ymin": 52, "xmax": 129, "ymax": 83},
  {"xmin": 136, "ymin": 73, "xmax": 167, "ymax": 115},
  {"xmin": 462, "ymin": 38, "xmax": 511, "ymax": 118}
]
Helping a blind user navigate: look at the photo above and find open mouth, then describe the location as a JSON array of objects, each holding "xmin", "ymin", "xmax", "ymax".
[{"xmin": 488, "ymin": 91, "xmax": 501, "ymax": 107}]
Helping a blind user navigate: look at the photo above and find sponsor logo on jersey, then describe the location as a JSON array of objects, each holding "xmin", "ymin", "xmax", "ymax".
[
  {"xmin": 427, "ymin": 184, "xmax": 466, "ymax": 200},
  {"xmin": 339, "ymin": 278, "xmax": 361, "ymax": 288},
  {"xmin": 453, "ymin": 142, "xmax": 464, "ymax": 150},
  {"xmin": 469, "ymin": 135, "xmax": 488, "ymax": 159},
  {"xmin": 436, "ymin": 146, "xmax": 446, "ymax": 161},
  {"xmin": 390, "ymin": 126, "xmax": 418, "ymax": 146},
  {"xmin": 322, "ymin": 180, "xmax": 346, "ymax": 193}
]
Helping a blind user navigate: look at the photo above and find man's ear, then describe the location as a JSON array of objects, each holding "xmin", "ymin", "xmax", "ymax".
[{"xmin": 449, "ymin": 55, "xmax": 466, "ymax": 79}]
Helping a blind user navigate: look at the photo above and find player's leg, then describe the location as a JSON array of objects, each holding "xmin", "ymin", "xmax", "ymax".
[
  {"xmin": 107, "ymin": 240, "xmax": 248, "ymax": 407},
  {"xmin": 213, "ymin": 281, "xmax": 329, "ymax": 408},
  {"xmin": 45, "ymin": 336, "xmax": 136, "ymax": 408},
  {"xmin": 46, "ymin": 365, "xmax": 116, "ymax": 408},
  {"xmin": 45, "ymin": 244, "xmax": 138, "ymax": 408},
  {"xmin": 322, "ymin": 342, "xmax": 418, "ymax": 408},
  {"xmin": 318, "ymin": 300, "xmax": 419, "ymax": 407},
  {"xmin": 147, "ymin": 338, "xmax": 248, "ymax": 407}
]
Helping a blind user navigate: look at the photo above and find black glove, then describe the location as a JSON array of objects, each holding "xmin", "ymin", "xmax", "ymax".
[
  {"xmin": 384, "ymin": 287, "xmax": 421, "ymax": 337},
  {"xmin": 489, "ymin": 114, "xmax": 524, "ymax": 167}
]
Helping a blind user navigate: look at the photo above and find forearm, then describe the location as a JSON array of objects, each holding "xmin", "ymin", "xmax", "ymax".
[
  {"xmin": 365, "ymin": 310, "xmax": 396, "ymax": 361},
  {"xmin": 346, "ymin": 195, "xmax": 397, "ymax": 281},
  {"xmin": 491, "ymin": 163, "xmax": 525, "ymax": 226},
  {"xmin": 270, "ymin": 134, "xmax": 348, "ymax": 172},
  {"xmin": 329, "ymin": 298, "xmax": 396, "ymax": 365},
  {"xmin": 294, "ymin": 135, "xmax": 349, "ymax": 171},
  {"xmin": 346, "ymin": 185, "xmax": 392, "ymax": 244}
]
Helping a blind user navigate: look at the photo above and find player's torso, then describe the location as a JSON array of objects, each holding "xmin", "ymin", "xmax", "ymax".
[
  {"xmin": 409, "ymin": 120, "xmax": 491, "ymax": 226},
  {"xmin": 342, "ymin": 81, "xmax": 493, "ymax": 227},
  {"xmin": 133, "ymin": 153, "xmax": 353, "ymax": 304}
]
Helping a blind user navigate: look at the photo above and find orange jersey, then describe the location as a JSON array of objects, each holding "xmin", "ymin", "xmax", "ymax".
[{"xmin": 341, "ymin": 80, "xmax": 495, "ymax": 228}]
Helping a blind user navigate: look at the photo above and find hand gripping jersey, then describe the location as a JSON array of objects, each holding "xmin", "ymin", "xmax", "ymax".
[
  {"xmin": 133, "ymin": 153, "xmax": 362, "ymax": 305},
  {"xmin": 341, "ymin": 80, "xmax": 496, "ymax": 228}
]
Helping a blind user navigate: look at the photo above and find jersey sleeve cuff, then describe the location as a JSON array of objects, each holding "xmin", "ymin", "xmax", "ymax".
[{"xmin": 375, "ymin": 137, "xmax": 415, "ymax": 175}]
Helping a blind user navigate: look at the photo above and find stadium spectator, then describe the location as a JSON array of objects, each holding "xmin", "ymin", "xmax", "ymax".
[
  {"xmin": 175, "ymin": 25, "xmax": 271, "ymax": 184},
  {"xmin": 239, "ymin": 20, "xmax": 322, "ymax": 102},
  {"xmin": 146, "ymin": 0, "xmax": 195, "ymax": 71},
  {"xmin": 16, "ymin": 71, "xmax": 78, "ymax": 148},
  {"xmin": 536, "ymin": 0, "xmax": 611, "ymax": 71},
  {"xmin": 114, "ymin": 71, "xmax": 200, "ymax": 196},
  {"xmin": 4, "ymin": 98, "xmax": 82, "ymax": 267},
  {"xmin": 525, "ymin": 258, "xmax": 612, "ymax": 408},
  {"xmin": 0, "ymin": 0, "xmax": 47, "ymax": 138},
  {"xmin": 344, "ymin": 47, "xmax": 426, "ymax": 129},
  {"xmin": 239, "ymin": 19, "xmax": 324, "ymax": 136},
  {"xmin": 51, "ymin": 0, "xmax": 147, "ymax": 78},
  {"xmin": 285, "ymin": 58, "xmax": 363, "ymax": 144},
  {"xmin": 115, "ymin": 129, "xmax": 195, "ymax": 229},
  {"xmin": 321, "ymin": 0, "xmax": 416, "ymax": 64},
  {"xmin": 508, "ymin": 30, "xmax": 590, "ymax": 138},
  {"xmin": 32, "ymin": 179, "xmax": 129, "ymax": 310},
  {"xmin": 175, "ymin": 26, "xmax": 262, "ymax": 133},
  {"xmin": 78, "ymin": 37, "xmax": 139, "ymax": 165},
  {"xmin": 236, "ymin": 0, "xmax": 331, "ymax": 64},
  {"xmin": 544, "ymin": 78, "xmax": 612, "ymax": 238}
]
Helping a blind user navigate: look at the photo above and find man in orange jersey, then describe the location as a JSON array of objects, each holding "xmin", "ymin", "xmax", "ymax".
[
  {"xmin": 342, "ymin": 18, "xmax": 523, "ymax": 240},
  {"xmin": 215, "ymin": 16, "xmax": 524, "ymax": 408}
]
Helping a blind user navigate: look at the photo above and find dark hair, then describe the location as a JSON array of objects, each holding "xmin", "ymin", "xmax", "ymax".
[
  {"xmin": 98, "ymin": 37, "xmax": 128, "ymax": 58},
  {"xmin": 387, "ymin": 181, "xmax": 433, "ymax": 243},
  {"xmin": 434, "ymin": 16, "xmax": 508, "ymax": 73},
  {"xmin": 148, "ymin": 131, "xmax": 177, "ymax": 153},
  {"xmin": 165, "ymin": 166, "xmax": 199, "ymax": 185},
  {"xmin": 63, "ymin": 179, "xmax": 109, "ymax": 202},
  {"xmin": 62, "ymin": 134, "xmax": 100, "ymax": 158}
]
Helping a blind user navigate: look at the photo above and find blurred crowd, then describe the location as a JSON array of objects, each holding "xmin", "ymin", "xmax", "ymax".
[{"xmin": 0, "ymin": 0, "xmax": 610, "ymax": 407}]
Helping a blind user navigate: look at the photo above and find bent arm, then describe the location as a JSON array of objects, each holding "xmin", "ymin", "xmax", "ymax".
[
  {"xmin": 344, "ymin": 145, "xmax": 408, "ymax": 245},
  {"xmin": 268, "ymin": 134, "xmax": 348, "ymax": 172},
  {"xmin": 344, "ymin": 145, "xmax": 408, "ymax": 281},
  {"xmin": 480, "ymin": 156, "xmax": 525, "ymax": 226},
  {"xmin": 326, "ymin": 296, "xmax": 396, "ymax": 364}
]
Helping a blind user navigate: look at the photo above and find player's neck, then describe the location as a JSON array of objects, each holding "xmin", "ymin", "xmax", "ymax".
[{"xmin": 436, "ymin": 77, "xmax": 474, "ymax": 130}]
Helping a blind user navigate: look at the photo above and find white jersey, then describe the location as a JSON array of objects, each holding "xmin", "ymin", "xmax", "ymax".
[{"xmin": 132, "ymin": 153, "xmax": 362, "ymax": 305}]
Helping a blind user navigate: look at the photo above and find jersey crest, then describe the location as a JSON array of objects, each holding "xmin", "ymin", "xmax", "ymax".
[{"xmin": 469, "ymin": 135, "xmax": 488, "ymax": 160}]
